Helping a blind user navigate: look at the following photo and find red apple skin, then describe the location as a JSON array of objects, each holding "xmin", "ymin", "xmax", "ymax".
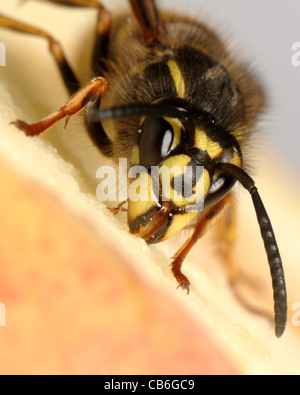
[{"xmin": 0, "ymin": 159, "xmax": 239, "ymax": 375}]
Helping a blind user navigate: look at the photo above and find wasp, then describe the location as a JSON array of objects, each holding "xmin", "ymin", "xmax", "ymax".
[{"xmin": 0, "ymin": 0, "xmax": 287, "ymax": 337}]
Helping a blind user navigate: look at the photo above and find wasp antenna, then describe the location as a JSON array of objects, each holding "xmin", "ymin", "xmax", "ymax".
[
  {"xmin": 216, "ymin": 163, "xmax": 287, "ymax": 338},
  {"xmin": 251, "ymin": 189, "xmax": 287, "ymax": 338},
  {"xmin": 91, "ymin": 104, "xmax": 187, "ymax": 122}
]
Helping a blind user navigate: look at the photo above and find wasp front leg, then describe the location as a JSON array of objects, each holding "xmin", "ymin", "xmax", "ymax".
[
  {"xmin": 171, "ymin": 196, "xmax": 231, "ymax": 293},
  {"xmin": 12, "ymin": 77, "xmax": 107, "ymax": 136}
]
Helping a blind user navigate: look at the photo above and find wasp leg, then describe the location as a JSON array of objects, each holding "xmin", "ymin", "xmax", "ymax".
[
  {"xmin": 129, "ymin": 0, "xmax": 167, "ymax": 46},
  {"xmin": 35, "ymin": 1, "xmax": 114, "ymax": 156},
  {"xmin": 11, "ymin": 77, "xmax": 107, "ymax": 136},
  {"xmin": 34, "ymin": 0, "xmax": 112, "ymax": 72},
  {"xmin": 108, "ymin": 201, "xmax": 128, "ymax": 216},
  {"xmin": 171, "ymin": 197, "xmax": 230, "ymax": 294},
  {"xmin": 0, "ymin": 14, "xmax": 79, "ymax": 95}
]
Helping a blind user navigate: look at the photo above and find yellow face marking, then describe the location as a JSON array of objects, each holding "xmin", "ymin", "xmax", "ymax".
[
  {"xmin": 194, "ymin": 129, "xmax": 223, "ymax": 159},
  {"xmin": 230, "ymin": 150, "xmax": 242, "ymax": 168},
  {"xmin": 159, "ymin": 155, "xmax": 211, "ymax": 207},
  {"xmin": 159, "ymin": 155, "xmax": 191, "ymax": 207},
  {"xmin": 161, "ymin": 211, "xmax": 198, "ymax": 241},
  {"xmin": 127, "ymin": 172, "xmax": 157, "ymax": 223},
  {"xmin": 167, "ymin": 60, "xmax": 186, "ymax": 98}
]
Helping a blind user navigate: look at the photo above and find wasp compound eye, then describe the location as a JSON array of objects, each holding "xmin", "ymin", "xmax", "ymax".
[
  {"xmin": 139, "ymin": 117, "xmax": 174, "ymax": 168},
  {"xmin": 204, "ymin": 173, "xmax": 236, "ymax": 210}
]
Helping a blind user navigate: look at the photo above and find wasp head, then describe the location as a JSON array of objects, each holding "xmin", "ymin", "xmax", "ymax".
[{"xmin": 126, "ymin": 99, "xmax": 242, "ymax": 243}]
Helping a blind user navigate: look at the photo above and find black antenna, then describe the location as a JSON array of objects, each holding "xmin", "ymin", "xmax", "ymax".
[
  {"xmin": 91, "ymin": 103, "xmax": 188, "ymax": 122},
  {"xmin": 216, "ymin": 162, "xmax": 287, "ymax": 338}
]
